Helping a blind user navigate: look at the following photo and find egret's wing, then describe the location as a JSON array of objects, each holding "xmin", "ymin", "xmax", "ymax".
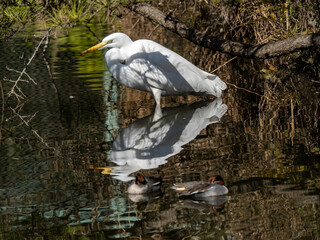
[
  {"xmin": 127, "ymin": 40, "xmax": 204, "ymax": 92},
  {"xmin": 127, "ymin": 57, "xmax": 175, "ymax": 90}
]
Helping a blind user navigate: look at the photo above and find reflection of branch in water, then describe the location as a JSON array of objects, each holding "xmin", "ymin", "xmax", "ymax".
[
  {"xmin": 42, "ymin": 31, "xmax": 54, "ymax": 82},
  {"xmin": 7, "ymin": 27, "xmax": 52, "ymax": 103},
  {"xmin": 6, "ymin": 66, "xmax": 36, "ymax": 84},
  {"xmin": 4, "ymin": 27, "xmax": 54, "ymax": 149},
  {"xmin": 10, "ymin": 107, "xmax": 51, "ymax": 148},
  {"xmin": 0, "ymin": 80, "xmax": 4, "ymax": 143}
]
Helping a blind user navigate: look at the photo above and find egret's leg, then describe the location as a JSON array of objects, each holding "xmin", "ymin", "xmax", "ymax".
[
  {"xmin": 150, "ymin": 87, "xmax": 162, "ymax": 122},
  {"xmin": 150, "ymin": 87, "xmax": 161, "ymax": 106},
  {"xmin": 152, "ymin": 104, "xmax": 163, "ymax": 122}
]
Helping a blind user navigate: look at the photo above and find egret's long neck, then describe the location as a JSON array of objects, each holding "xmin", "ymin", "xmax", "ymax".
[
  {"xmin": 105, "ymin": 48, "xmax": 124, "ymax": 66},
  {"xmin": 105, "ymin": 48, "xmax": 127, "ymax": 85}
]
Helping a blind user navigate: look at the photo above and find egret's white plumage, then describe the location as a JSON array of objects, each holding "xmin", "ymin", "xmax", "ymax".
[{"xmin": 81, "ymin": 33, "xmax": 227, "ymax": 105}]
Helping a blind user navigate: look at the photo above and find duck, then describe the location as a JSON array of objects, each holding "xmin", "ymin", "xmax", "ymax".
[
  {"xmin": 127, "ymin": 173, "xmax": 162, "ymax": 194},
  {"xmin": 171, "ymin": 175, "xmax": 228, "ymax": 197}
]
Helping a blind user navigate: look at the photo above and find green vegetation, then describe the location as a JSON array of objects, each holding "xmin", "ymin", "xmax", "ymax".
[
  {"xmin": 0, "ymin": 0, "xmax": 127, "ymax": 40},
  {"xmin": 1, "ymin": 0, "xmax": 319, "ymax": 41},
  {"xmin": 48, "ymin": 0, "xmax": 94, "ymax": 26}
]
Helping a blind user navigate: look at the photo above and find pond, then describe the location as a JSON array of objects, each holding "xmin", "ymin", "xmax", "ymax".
[{"xmin": 0, "ymin": 20, "xmax": 319, "ymax": 239}]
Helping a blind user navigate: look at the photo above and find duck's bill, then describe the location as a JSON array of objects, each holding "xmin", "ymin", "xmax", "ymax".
[
  {"xmin": 136, "ymin": 173, "xmax": 145, "ymax": 183},
  {"xmin": 81, "ymin": 41, "xmax": 107, "ymax": 55}
]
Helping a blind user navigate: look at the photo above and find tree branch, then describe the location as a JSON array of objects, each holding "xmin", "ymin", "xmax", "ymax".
[{"xmin": 127, "ymin": 2, "xmax": 320, "ymax": 59}]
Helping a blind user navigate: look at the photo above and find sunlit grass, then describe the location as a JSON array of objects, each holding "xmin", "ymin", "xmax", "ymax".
[
  {"xmin": 4, "ymin": 6, "xmax": 30, "ymax": 22},
  {"xmin": 49, "ymin": 0, "xmax": 94, "ymax": 26}
]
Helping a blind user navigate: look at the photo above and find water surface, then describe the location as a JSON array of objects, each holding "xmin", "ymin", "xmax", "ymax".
[{"xmin": 0, "ymin": 22, "xmax": 319, "ymax": 239}]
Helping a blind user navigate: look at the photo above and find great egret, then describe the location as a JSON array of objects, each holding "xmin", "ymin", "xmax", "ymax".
[{"xmin": 81, "ymin": 33, "xmax": 227, "ymax": 105}]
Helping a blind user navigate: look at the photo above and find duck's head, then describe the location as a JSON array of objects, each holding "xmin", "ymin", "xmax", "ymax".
[
  {"xmin": 209, "ymin": 175, "xmax": 225, "ymax": 185},
  {"xmin": 135, "ymin": 173, "xmax": 147, "ymax": 185}
]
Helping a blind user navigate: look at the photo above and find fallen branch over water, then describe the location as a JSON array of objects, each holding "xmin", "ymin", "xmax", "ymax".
[{"xmin": 127, "ymin": 2, "xmax": 320, "ymax": 59}]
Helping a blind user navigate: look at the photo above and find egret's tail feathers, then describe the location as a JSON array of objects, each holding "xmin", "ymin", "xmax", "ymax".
[
  {"xmin": 203, "ymin": 74, "xmax": 227, "ymax": 97},
  {"xmin": 208, "ymin": 74, "xmax": 227, "ymax": 90}
]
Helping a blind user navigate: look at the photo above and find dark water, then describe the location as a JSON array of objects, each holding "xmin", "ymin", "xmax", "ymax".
[{"xmin": 0, "ymin": 22, "xmax": 319, "ymax": 240}]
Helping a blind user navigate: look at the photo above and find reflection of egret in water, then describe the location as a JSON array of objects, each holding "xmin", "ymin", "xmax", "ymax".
[{"xmin": 109, "ymin": 98, "xmax": 228, "ymax": 181}]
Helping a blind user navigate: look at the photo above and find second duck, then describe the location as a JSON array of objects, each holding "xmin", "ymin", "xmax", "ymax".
[{"xmin": 171, "ymin": 175, "xmax": 228, "ymax": 197}]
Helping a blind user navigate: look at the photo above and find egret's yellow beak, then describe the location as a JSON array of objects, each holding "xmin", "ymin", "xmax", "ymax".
[
  {"xmin": 81, "ymin": 41, "xmax": 107, "ymax": 55},
  {"xmin": 87, "ymin": 164, "xmax": 114, "ymax": 175}
]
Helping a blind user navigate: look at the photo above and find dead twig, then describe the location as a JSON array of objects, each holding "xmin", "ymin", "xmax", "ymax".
[
  {"xmin": 210, "ymin": 56, "xmax": 237, "ymax": 73},
  {"xmin": 290, "ymin": 97, "xmax": 295, "ymax": 145},
  {"xmin": 227, "ymin": 82, "xmax": 263, "ymax": 97},
  {"xmin": 148, "ymin": 24, "xmax": 160, "ymax": 38}
]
